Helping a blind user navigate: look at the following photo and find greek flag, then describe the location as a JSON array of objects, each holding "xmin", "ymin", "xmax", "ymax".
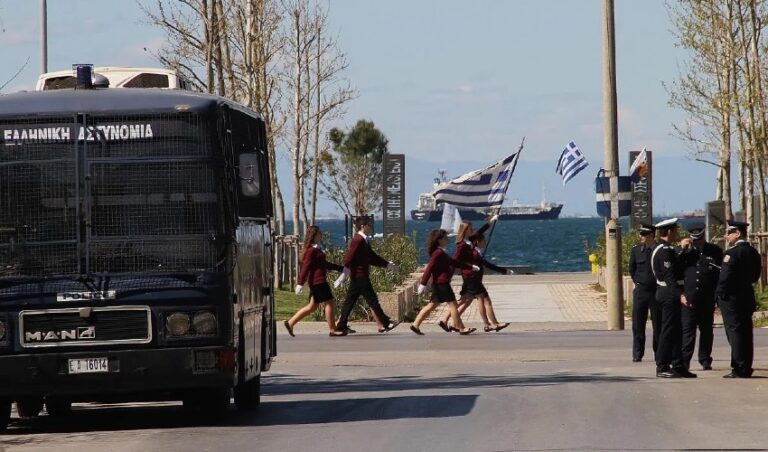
[
  {"xmin": 432, "ymin": 152, "xmax": 520, "ymax": 208},
  {"xmin": 556, "ymin": 141, "xmax": 589, "ymax": 185}
]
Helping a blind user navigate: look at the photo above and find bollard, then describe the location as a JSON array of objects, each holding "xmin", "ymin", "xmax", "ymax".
[{"xmin": 589, "ymin": 253, "xmax": 599, "ymax": 275}]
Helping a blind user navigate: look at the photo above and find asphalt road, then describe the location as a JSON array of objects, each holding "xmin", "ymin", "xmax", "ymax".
[{"xmin": 2, "ymin": 327, "xmax": 768, "ymax": 452}]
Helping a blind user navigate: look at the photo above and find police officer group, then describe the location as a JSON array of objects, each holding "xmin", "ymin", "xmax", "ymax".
[{"xmin": 629, "ymin": 218, "xmax": 761, "ymax": 378}]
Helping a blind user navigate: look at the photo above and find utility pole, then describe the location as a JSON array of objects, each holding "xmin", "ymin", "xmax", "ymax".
[
  {"xmin": 603, "ymin": 0, "xmax": 623, "ymax": 330},
  {"xmin": 41, "ymin": 0, "xmax": 48, "ymax": 74}
]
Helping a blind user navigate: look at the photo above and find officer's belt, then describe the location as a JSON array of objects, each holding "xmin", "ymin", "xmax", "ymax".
[{"xmin": 656, "ymin": 280, "xmax": 684, "ymax": 287}]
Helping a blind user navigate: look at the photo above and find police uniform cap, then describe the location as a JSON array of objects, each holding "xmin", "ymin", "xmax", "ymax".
[
  {"xmin": 638, "ymin": 223, "xmax": 655, "ymax": 235},
  {"xmin": 687, "ymin": 222, "xmax": 705, "ymax": 240},
  {"xmin": 726, "ymin": 220, "xmax": 749, "ymax": 234},
  {"xmin": 654, "ymin": 217, "xmax": 679, "ymax": 233}
]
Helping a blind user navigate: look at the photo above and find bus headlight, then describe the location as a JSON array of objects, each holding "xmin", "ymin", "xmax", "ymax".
[
  {"xmin": 192, "ymin": 311, "xmax": 217, "ymax": 335},
  {"xmin": 166, "ymin": 312, "xmax": 191, "ymax": 336},
  {"xmin": 0, "ymin": 320, "xmax": 6, "ymax": 341}
]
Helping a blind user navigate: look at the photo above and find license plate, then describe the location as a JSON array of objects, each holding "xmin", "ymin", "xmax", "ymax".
[{"xmin": 68, "ymin": 358, "xmax": 109, "ymax": 374}]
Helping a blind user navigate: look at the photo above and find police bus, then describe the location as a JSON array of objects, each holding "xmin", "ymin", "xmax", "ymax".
[{"xmin": 0, "ymin": 70, "xmax": 276, "ymax": 429}]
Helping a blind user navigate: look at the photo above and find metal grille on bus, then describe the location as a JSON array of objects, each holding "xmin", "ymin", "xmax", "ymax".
[
  {"xmin": 21, "ymin": 309, "xmax": 150, "ymax": 345},
  {"xmin": 0, "ymin": 114, "xmax": 226, "ymax": 277}
]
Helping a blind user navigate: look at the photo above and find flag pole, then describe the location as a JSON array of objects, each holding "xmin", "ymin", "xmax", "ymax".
[{"xmin": 482, "ymin": 137, "xmax": 525, "ymax": 258}]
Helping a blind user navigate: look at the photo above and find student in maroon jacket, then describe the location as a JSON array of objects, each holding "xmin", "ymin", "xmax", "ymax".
[
  {"xmin": 284, "ymin": 225, "xmax": 348, "ymax": 337},
  {"xmin": 436, "ymin": 216, "xmax": 497, "ymax": 331},
  {"xmin": 333, "ymin": 217, "xmax": 400, "ymax": 334},
  {"xmin": 410, "ymin": 229, "xmax": 479, "ymax": 335},
  {"xmin": 459, "ymin": 233, "xmax": 510, "ymax": 332}
]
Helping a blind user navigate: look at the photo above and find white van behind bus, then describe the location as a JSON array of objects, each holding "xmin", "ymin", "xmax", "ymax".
[{"xmin": 36, "ymin": 66, "xmax": 193, "ymax": 91}]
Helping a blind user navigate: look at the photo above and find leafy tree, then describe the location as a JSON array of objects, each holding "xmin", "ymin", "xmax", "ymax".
[{"xmin": 320, "ymin": 119, "xmax": 388, "ymax": 216}]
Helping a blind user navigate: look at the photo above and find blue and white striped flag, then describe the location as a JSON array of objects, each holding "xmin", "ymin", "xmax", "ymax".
[
  {"xmin": 556, "ymin": 141, "xmax": 589, "ymax": 185},
  {"xmin": 432, "ymin": 152, "xmax": 520, "ymax": 208}
]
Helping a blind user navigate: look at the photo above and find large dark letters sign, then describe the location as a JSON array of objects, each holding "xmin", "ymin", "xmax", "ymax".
[{"xmin": 382, "ymin": 153, "xmax": 405, "ymax": 236}]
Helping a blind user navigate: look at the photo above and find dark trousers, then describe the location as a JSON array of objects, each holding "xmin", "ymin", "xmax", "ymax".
[
  {"xmin": 336, "ymin": 276, "xmax": 390, "ymax": 330},
  {"xmin": 655, "ymin": 287, "xmax": 683, "ymax": 371},
  {"xmin": 720, "ymin": 300, "xmax": 754, "ymax": 375},
  {"xmin": 632, "ymin": 287, "xmax": 659, "ymax": 360},
  {"xmin": 681, "ymin": 298, "xmax": 714, "ymax": 370}
]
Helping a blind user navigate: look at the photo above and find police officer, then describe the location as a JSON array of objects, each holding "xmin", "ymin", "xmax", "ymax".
[
  {"xmin": 680, "ymin": 223, "xmax": 723, "ymax": 371},
  {"xmin": 628, "ymin": 223, "xmax": 659, "ymax": 362},
  {"xmin": 716, "ymin": 221, "xmax": 761, "ymax": 378},
  {"xmin": 651, "ymin": 218, "xmax": 697, "ymax": 378}
]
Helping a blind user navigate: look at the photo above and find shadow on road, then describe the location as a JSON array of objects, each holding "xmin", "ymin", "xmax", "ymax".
[
  {"xmin": 263, "ymin": 371, "xmax": 643, "ymax": 396},
  {"xmin": 0, "ymin": 394, "xmax": 477, "ymax": 437}
]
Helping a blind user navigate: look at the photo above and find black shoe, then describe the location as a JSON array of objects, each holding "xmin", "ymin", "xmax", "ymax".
[
  {"xmin": 484, "ymin": 325, "xmax": 494, "ymax": 332},
  {"xmin": 343, "ymin": 327, "xmax": 356, "ymax": 334},
  {"xmin": 458, "ymin": 327, "xmax": 476, "ymax": 335},
  {"xmin": 676, "ymin": 368, "xmax": 697, "ymax": 378},
  {"xmin": 329, "ymin": 329, "xmax": 348, "ymax": 337},
  {"xmin": 410, "ymin": 325, "xmax": 424, "ymax": 336},
  {"xmin": 384, "ymin": 321, "xmax": 400, "ymax": 332},
  {"xmin": 656, "ymin": 369, "xmax": 681, "ymax": 378},
  {"xmin": 494, "ymin": 323, "xmax": 510, "ymax": 332},
  {"xmin": 701, "ymin": 364, "xmax": 713, "ymax": 371},
  {"xmin": 437, "ymin": 320, "xmax": 451, "ymax": 332},
  {"xmin": 723, "ymin": 370, "xmax": 750, "ymax": 378},
  {"xmin": 449, "ymin": 326, "xmax": 460, "ymax": 332},
  {"xmin": 632, "ymin": 358, "xmax": 642, "ymax": 363},
  {"xmin": 283, "ymin": 320, "xmax": 295, "ymax": 337}
]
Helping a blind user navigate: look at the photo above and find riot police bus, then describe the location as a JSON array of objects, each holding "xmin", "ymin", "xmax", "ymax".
[{"xmin": 0, "ymin": 70, "xmax": 276, "ymax": 429}]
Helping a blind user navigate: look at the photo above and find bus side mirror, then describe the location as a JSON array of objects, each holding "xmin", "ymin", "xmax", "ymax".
[{"xmin": 239, "ymin": 153, "xmax": 260, "ymax": 197}]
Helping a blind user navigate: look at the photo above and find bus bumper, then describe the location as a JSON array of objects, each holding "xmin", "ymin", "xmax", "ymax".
[{"xmin": 0, "ymin": 346, "xmax": 239, "ymax": 398}]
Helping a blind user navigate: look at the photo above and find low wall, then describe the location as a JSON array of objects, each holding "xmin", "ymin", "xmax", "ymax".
[{"xmin": 379, "ymin": 272, "xmax": 423, "ymax": 322}]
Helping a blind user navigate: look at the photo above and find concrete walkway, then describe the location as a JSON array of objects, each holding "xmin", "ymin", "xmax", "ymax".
[{"xmin": 427, "ymin": 271, "xmax": 607, "ymax": 325}]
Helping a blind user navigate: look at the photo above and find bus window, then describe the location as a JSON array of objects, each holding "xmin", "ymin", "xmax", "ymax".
[
  {"xmin": 123, "ymin": 73, "xmax": 170, "ymax": 88},
  {"xmin": 43, "ymin": 76, "xmax": 77, "ymax": 90}
]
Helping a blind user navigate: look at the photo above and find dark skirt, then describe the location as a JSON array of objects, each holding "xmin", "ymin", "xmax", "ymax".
[
  {"xmin": 431, "ymin": 283, "xmax": 457, "ymax": 303},
  {"xmin": 309, "ymin": 282, "xmax": 334, "ymax": 303},
  {"xmin": 460, "ymin": 278, "xmax": 488, "ymax": 298}
]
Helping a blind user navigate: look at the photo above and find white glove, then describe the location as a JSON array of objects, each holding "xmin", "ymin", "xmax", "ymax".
[
  {"xmin": 417, "ymin": 284, "xmax": 427, "ymax": 295},
  {"xmin": 387, "ymin": 261, "xmax": 399, "ymax": 273},
  {"xmin": 294, "ymin": 284, "xmax": 303, "ymax": 295},
  {"xmin": 472, "ymin": 265, "xmax": 480, "ymax": 272},
  {"xmin": 489, "ymin": 214, "xmax": 499, "ymax": 223},
  {"xmin": 334, "ymin": 272, "xmax": 348, "ymax": 288}
]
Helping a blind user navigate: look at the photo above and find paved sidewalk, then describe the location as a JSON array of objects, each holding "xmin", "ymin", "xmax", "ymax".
[{"xmin": 427, "ymin": 272, "xmax": 607, "ymax": 325}]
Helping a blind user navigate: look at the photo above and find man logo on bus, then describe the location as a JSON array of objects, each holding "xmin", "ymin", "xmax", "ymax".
[{"xmin": 25, "ymin": 326, "xmax": 96, "ymax": 342}]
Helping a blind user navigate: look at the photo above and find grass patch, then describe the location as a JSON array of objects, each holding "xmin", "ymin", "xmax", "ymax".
[{"xmin": 274, "ymin": 289, "xmax": 311, "ymax": 320}]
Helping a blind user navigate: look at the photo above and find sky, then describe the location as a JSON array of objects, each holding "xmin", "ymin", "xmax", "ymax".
[{"xmin": 0, "ymin": 0, "xmax": 720, "ymax": 217}]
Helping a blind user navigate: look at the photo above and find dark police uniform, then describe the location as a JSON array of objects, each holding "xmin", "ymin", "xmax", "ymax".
[
  {"xmin": 629, "ymin": 240, "xmax": 660, "ymax": 362},
  {"xmin": 652, "ymin": 235, "xmax": 694, "ymax": 376},
  {"xmin": 716, "ymin": 237, "xmax": 761, "ymax": 377},
  {"xmin": 680, "ymin": 241, "xmax": 723, "ymax": 370}
]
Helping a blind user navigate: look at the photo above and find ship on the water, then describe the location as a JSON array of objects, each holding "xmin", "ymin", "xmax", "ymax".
[{"xmin": 410, "ymin": 171, "xmax": 563, "ymax": 221}]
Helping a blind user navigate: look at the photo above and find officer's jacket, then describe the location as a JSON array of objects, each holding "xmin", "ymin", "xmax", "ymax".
[
  {"xmin": 652, "ymin": 240, "xmax": 692, "ymax": 298},
  {"xmin": 715, "ymin": 240, "xmax": 762, "ymax": 311},
  {"xmin": 629, "ymin": 242, "xmax": 657, "ymax": 290},
  {"xmin": 682, "ymin": 242, "xmax": 724, "ymax": 306}
]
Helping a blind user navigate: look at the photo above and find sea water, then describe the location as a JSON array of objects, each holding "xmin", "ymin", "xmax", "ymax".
[{"xmin": 287, "ymin": 218, "xmax": 612, "ymax": 272}]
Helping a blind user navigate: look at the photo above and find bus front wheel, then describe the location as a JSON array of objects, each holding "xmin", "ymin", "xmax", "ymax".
[{"xmin": 0, "ymin": 398, "xmax": 11, "ymax": 431}]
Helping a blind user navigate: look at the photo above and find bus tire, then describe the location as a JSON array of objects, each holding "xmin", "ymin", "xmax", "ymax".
[
  {"xmin": 45, "ymin": 397, "xmax": 72, "ymax": 417},
  {"xmin": 183, "ymin": 388, "xmax": 229, "ymax": 419},
  {"xmin": 15, "ymin": 398, "xmax": 43, "ymax": 418},
  {"xmin": 0, "ymin": 398, "xmax": 11, "ymax": 431},
  {"xmin": 234, "ymin": 375, "xmax": 261, "ymax": 411}
]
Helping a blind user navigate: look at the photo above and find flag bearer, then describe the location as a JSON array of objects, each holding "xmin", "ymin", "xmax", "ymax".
[
  {"xmin": 651, "ymin": 218, "xmax": 697, "ymax": 378},
  {"xmin": 680, "ymin": 223, "xmax": 723, "ymax": 371},
  {"xmin": 628, "ymin": 223, "xmax": 659, "ymax": 363},
  {"xmin": 716, "ymin": 221, "xmax": 761, "ymax": 378}
]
